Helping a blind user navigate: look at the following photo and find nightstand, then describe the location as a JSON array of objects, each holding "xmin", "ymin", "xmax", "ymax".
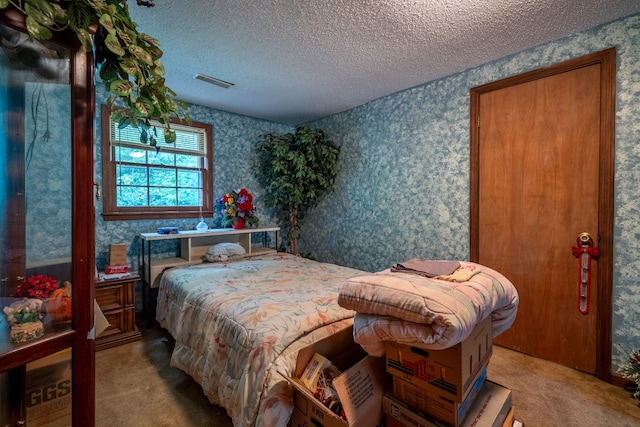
[{"xmin": 95, "ymin": 274, "xmax": 141, "ymax": 351}]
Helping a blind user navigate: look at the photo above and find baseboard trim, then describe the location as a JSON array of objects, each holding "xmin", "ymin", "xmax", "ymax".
[{"xmin": 611, "ymin": 371, "xmax": 635, "ymax": 390}]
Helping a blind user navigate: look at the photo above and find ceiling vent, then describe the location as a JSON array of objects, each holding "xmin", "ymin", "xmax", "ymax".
[{"xmin": 194, "ymin": 73, "xmax": 235, "ymax": 89}]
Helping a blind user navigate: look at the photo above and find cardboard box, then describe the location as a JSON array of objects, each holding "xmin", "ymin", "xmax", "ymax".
[
  {"xmin": 456, "ymin": 381, "xmax": 512, "ymax": 427},
  {"xmin": 285, "ymin": 326, "xmax": 389, "ymax": 427},
  {"xmin": 289, "ymin": 403, "xmax": 387, "ymax": 427},
  {"xmin": 25, "ymin": 349, "xmax": 72, "ymax": 427},
  {"xmin": 383, "ymin": 380, "xmax": 512, "ymax": 427},
  {"xmin": 109, "ymin": 244, "xmax": 128, "ymax": 266},
  {"xmin": 386, "ymin": 316, "xmax": 492, "ymax": 402},
  {"xmin": 392, "ymin": 367, "xmax": 487, "ymax": 426}
]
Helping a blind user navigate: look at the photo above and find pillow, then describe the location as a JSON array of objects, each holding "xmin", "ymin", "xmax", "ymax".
[{"xmin": 204, "ymin": 242, "xmax": 246, "ymax": 262}]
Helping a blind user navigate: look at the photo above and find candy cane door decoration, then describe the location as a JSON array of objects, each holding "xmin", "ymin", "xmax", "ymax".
[{"xmin": 572, "ymin": 232, "xmax": 599, "ymax": 315}]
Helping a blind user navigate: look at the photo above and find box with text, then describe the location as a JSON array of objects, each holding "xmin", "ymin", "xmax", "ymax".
[
  {"xmin": 392, "ymin": 367, "xmax": 487, "ymax": 426},
  {"xmin": 384, "ymin": 380, "xmax": 512, "ymax": 427},
  {"xmin": 386, "ymin": 316, "xmax": 492, "ymax": 402},
  {"xmin": 286, "ymin": 326, "xmax": 389, "ymax": 427},
  {"xmin": 25, "ymin": 349, "xmax": 72, "ymax": 427},
  {"xmin": 109, "ymin": 244, "xmax": 128, "ymax": 266}
]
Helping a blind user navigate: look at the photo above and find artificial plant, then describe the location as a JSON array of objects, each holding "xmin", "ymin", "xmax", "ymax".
[
  {"xmin": 256, "ymin": 124, "xmax": 340, "ymax": 255},
  {"xmin": 0, "ymin": 0, "xmax": 189, "ymax": 145}
]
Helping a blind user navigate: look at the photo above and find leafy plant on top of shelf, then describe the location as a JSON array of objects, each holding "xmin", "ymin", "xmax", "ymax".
[{"xmin": 0, "ymin": 0, "xmax": 190, "ymax": 145}]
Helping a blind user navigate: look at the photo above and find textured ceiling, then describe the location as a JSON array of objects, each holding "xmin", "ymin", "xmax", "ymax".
[{"xmin": 127, "ymin": 0, "xmax": 640, "ymax": 125}]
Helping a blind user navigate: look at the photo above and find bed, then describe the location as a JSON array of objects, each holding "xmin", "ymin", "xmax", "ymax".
[
  {"xmin": 156, "ymin": 251, "xmax": 518, "ymax": 427},
  {"xmin": 155, "ymin": 251, "xmax": 368, "ymax": 427}
]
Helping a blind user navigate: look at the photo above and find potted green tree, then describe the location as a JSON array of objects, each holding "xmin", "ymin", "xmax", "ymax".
[
  {"xmin": 256, "ymin": 124, "xmax": 340, "ymax": 255},
  {"xmin": 0, "ymin": 0, "xmax": 189, "ymax": 145}
]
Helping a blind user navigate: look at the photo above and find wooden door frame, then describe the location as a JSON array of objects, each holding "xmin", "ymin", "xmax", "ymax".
[{"xmin": 469, "ymin": 48, "xmax": 616, "ymax": 382}]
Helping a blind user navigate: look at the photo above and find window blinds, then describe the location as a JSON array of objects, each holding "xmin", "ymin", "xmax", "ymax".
[{"xmin": 109, "ymin": 117, "xmax": 207, "ymax": 156}]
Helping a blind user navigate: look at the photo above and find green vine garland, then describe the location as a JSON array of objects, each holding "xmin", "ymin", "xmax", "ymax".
[{"xmin": 0, "ymin": 0, "xmax": 189, "ymax": 145}]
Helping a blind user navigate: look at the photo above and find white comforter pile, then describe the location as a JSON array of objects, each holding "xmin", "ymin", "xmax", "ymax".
[{"xmin": 337, "ymin": 260, "xmax": 519, "ymax": 356}]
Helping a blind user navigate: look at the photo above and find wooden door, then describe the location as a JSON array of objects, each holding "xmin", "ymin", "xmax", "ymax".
[{"xmin": 470, "ymin": 49, "xmax": 615, "ymax": 378}]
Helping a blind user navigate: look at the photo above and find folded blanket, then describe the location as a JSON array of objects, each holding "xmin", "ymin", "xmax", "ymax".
[
  {"xmin": 391, "ymin": 259, "xmax": 461, "ymax": 278},
  {"xmin": 435, "ymin": 264, "xmax": 481, "ymax": 282},
  {"xmin": 338, "ymin": 261, "xmax": 518, "ymax": 356}
]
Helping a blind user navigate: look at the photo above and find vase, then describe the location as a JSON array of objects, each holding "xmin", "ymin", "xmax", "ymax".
[
  {"xmin": 232, "ymin": 218, "xmax": 245, "ymax": 230},
  {"xmin": 10, "ymin": 320, "xmax": 44, "ymax": 343}
]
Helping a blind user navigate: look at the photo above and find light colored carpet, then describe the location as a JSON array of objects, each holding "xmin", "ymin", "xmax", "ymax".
[
  {"xmin": 95, "ymin": 325, "xmax": 232, "ymax": 427},
  {"xmin": 487, "ymin": 346, "xmax": 640, "ymax": 427},
  {"xmin": 95, "ymin": 323, "xmax": 640, "ymax": 426}
]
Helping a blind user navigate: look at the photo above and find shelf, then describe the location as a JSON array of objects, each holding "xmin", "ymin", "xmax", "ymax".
[
  {"xmin": 140, "ymin": 226, "xmax": 280, "ymax": 241},
  {"xmin": 139, "ymin": 227, "xmax": 280, "ymax": 318}
]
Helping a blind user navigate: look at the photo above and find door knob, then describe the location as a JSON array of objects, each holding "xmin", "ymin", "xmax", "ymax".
[{"xmin": 578, "ymin": 232, "xmax": 594, "ymax": 246}]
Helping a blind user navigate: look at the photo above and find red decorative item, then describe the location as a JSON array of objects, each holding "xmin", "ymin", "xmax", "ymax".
[
  {"xmin": 232, "ymin": 217, "xmax": 246, "ymax": 230},
  {"xmin": 216, "ymin": 188, "xmax": 259, "ymax": 228},
  {"xmin": 571, "ymin": 233, "xmax": 599, "ymax": 315},
  {"xmin": 106, "ymin": 265, "xmax": 129, "ymax": 274},
  {"xmin": 15, "ymin": 274, "xmax": 58, "ymax": 299}
]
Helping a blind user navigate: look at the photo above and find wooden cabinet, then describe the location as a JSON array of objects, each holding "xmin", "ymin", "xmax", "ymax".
[
  {"xmin": 0, "ymin": 8, "xmax": 96, "ymax": 426},
  {"xmin": 95, "ymin": 275, "xmax": 141, "ymax": 351}
]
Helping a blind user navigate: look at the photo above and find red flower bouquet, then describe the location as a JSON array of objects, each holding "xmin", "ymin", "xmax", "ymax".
[
  {"xmin": 216, "ymin": 188, "xmax": 259, "ymax": 228},
  {"xmin": 16, "ymin": 274, "xmax": 59, "ymax": 299}
]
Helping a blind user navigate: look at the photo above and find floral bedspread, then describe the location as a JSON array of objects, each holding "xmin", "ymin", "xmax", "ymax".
[{"xmin": 155, "ymin": 252, "xmax": 366, "ymax": 427}]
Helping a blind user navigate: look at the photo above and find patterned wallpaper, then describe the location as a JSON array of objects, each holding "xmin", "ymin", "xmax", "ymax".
[
  {"xmin": 91, "ymin": 13, "xmax": 640, "ymax": 370},
  {"xmin": 25, "ymin": 83, "xmax": 72, "ymax": 264},
  {"xmin": 302, "ymin": 13, "xmax": 640, "ymax": 369}
]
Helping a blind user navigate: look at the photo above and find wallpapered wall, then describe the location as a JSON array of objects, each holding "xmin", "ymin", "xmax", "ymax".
[
  {"xmin": 301, "ymin": 13, "xmax": 640, "ymax": 369},
  {"xmin": 92, "ymin": 13, "xmax": 640, "ymax": 369},
  {"xmin": 25, "ymin": 83, "xmax": 72, "ymax": 264}
]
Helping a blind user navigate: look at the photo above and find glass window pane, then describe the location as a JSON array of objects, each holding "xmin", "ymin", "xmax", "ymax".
[
  {"xmin": 149, "ymin": 187, "xmax": 176, "ymax": 206},
  {"xmin": 178, "ymin": 189, "xmax": 200, "ymax": 206},
  {"xmin": 177, "ymin": 170, "xmax": 201, "ymax": 188},
  {"xmin": 176, "ymin": 154, "xmax": 199, "ymax": 168},
  {"xmin": 149, "ymin": 168, "xmax": 176, "ymax": 186},
  {"xmin": 117, "ymin": 186, "xmax": 148, "ymax": 206},
  {"xmin": 148, "ymin": 151, "xmax": 175, "ymax": 166},
  {"xmin": 115, "ymin": 146, "xmax": 147, "ymax": 164},
  {"xmin": 116, "ymin": 165, "xmax": 147, "ymax": 185}
]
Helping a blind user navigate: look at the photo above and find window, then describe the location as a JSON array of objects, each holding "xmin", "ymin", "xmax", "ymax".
[{"xmin": 101, "ymin": 105, "xmax": 213, "ymax": 220}]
